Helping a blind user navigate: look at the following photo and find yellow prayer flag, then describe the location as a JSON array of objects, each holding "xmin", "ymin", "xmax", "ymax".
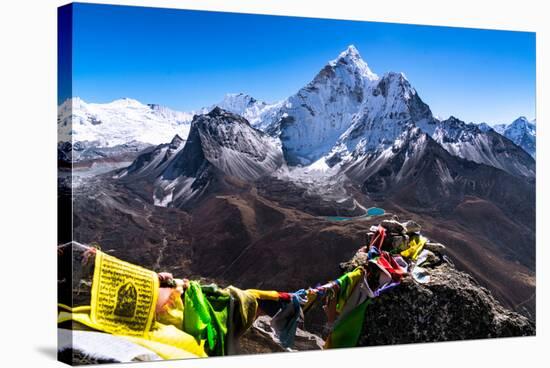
[{"xmin": 90, "ymin": 250, "xmax": 159, "ymax": 337}]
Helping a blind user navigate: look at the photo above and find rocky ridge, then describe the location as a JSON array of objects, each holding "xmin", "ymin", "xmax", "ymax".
[{"xmin": 338, "ymin": 219, "xmax": 534, "ymax": 346}]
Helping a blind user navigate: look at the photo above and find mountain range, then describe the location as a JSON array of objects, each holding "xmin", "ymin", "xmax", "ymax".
[
  {"xmin": 58, "ymin": 47, "xmax": 535, "ymax": 167},
  {"xmin": 482, "ymin": 117, "xmax": 536, "ymax": 158},
  {"xmin": 61, "ymin": 45, "xmax": 536, "ymax": 320},
  {"xmin": 108, "ymin": 45, "xmax": 535, "ymax": 209}
]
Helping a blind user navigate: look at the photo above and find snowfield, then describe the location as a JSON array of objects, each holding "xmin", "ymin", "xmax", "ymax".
[{"xmin": 58, "ymin": 97, "xmax": 194, "ymax": 147}]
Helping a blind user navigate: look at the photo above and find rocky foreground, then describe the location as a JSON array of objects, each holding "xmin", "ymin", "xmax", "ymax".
[
  {"xmin": 356, "ymin": 263, "xmax": 534, "ymax": 345},
  {"xmin": 346, "ymin": 260, "xmax": 532, "ymax": 346},
  {"xmin": 58, "ymin": 220, "xmax": 534, "ymax": 362},
  {"xmin": 338, "ymin": 220, "xmax": 535, "ymax": 345},
  {"xmin": 232, "ymin": 221, "xmax": 535, "ymax": 354}
]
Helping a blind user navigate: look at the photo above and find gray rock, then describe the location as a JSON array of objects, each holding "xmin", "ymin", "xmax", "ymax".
[
  {"xmin": 403, "ymin": 220, "xmax": 421, "ymax": 234},
  {"xmin": 358, "ymin": 264, "xmax": 534, "ymax": 346},
  {"xmin": 248, "ymin": 315, "xmax": 324, "ymax": 352},
  {"xmin": 424, "ymin": 242, "xmax": 446, "ymax": 253},
  {"xmin": 340, "ymin": 250, "xmax": 369, "ymax": 272},
  {"xmin": 390, "ymin": 235, "xmax": 409, "ymax": 252},
  {"xmin": 380, "ymin": 220, "xmax": 406, "ymax": 234},
  {"xmin": 415, "ymin": 249, "xmax": 439, "ymax": 267}
]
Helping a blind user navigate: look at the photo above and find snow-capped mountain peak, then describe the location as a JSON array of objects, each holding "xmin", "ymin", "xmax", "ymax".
[
  {"xmin": 269, "ymin": 45, "xmax": 391, "ymax": 165},
  {"xmin": 330, "ymin": 44, "xmax": 379, "ymax": 82},
  {"xmin": 488, "ymin": 116, "xmax": 535, "ymax": 158},
  {"xmin": 477, "ymin": 122, "xmax": 493, "ymax": 133},
  {"xmin": 60, "ymin": 45, "xmax": 535, "ymax": 178},
  {"xmin": 505, "ymin": 117, "xmax": 536, "ymax": 157},
  {"xmin": 274, "ymin": 46, "xmax": 435, "ymax": 166},
  {"xmin": 431, "ymin": 116, "xmax": 535, "ymax": 176},
  {"xmin": 337, "ymin": 44, "xmax": 361, "ymax": 59},
  {"xmin": 211, "ymin": 93, "xmax": 283, "ymax": 131},
  {"xmin": 378, "ymin": 72, "xmax": 414, "ymax": 100},
  {"xmin": 217, "ymin": 93, "xmax": 266, "ymax": 111},
  {"xmin": 510, "ymin": 116, "xmax": 533, "ymax": 130}
]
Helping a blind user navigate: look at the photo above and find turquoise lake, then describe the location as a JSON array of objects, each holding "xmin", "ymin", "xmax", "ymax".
[{"xmin": 326, "ymin": 207, "xmax": 385, "ymax": 221}]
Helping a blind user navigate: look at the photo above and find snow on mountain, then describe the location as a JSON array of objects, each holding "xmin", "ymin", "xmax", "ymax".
[
  {"xmin": 267, "ymin": 45, "xmax": 384, "ymax": 165},
  {"xmin": 343, "ymin": 123, "xmax": 535, "ymax": 219},
  {"xmin": 344, "ymin": 125, "xmax": 430, "ymax": 187},
  {"xmin": 59, "ymin": 46, "xmax": 534, "ymax": 179},
  {"xmin": 477, "ymin": 122, "xmax": 494, "ymax": 133},
  {"xmin": 58, "ymin": 97, "xmax": 194, "ymax": 148},
  {"xmin": 261, "ymin": 44, "xmax": 437, "ymax": 167},
  {"xmin": 482, "ymin": 117, "xmax": 535, "ymax": 158},
  {"xmin": 119, "ymin": 108, "xmax": 284, "ymax": 207},
  {"xmin": 260, "ymin": 45, "xmax": 533, "ymax": 178},
  {"xmin": 343, "ymin": 123, "xmax": 490, "ymax": 205},
  {"xmin": 498, "ymin": 117, "xmax": 536, "ymax": 158},
  {"xmin": 183, "ymin": 107, "xmax": 283, "ymax": 180},
  {"xmin": 115, "ymin": 134, "xmax": 186, "ymax": 180},
  {"xmin": 492, "ymin": 124, "xmax": 506, "ymax": 135},
  {"xmin": 433, "ymin": 116, "xmax": 535, "ymax": 177},
  {"xmin": 210, "ymin": 93, "xmax": 283, "ymax": 131},
  {"xmin": 329, "ymin": 71, "xmax": 436, "ymax": 164}
]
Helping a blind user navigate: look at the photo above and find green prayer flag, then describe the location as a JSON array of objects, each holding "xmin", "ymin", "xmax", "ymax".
[{"xmin": 329, "ymin": 299, "xmax": 371, "ymax": 348}]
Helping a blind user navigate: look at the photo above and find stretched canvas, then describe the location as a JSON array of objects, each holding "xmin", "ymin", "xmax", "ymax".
[{"xmin": 57, "ymin": 2, "xmax": 536, "ymax": 365}]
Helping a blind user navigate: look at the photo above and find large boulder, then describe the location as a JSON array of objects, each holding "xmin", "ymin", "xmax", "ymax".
[{"xmin": 237, "ymin": 315, "xmax": 324, "ymax": 354}]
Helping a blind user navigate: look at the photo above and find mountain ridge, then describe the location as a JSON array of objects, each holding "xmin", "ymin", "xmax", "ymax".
[
  {"xmin": 492, "ymin": 117, "xmax": 536, "ymax": 158},
  {"xmin": 117, "ymin": 108, "xmax": 284, "ymax": 208},
  {"xmin": 59, "ymin": 46, "xmax": 535, "ymax": 175}
]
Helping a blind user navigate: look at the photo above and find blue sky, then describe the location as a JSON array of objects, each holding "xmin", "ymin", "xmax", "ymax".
[{"xmin": 64, "ymin": 3, "xmax": 536, "ymax": 125}]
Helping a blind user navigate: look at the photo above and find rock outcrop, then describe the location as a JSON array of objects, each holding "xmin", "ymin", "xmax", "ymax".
[
  {"xmin": 357, "ymin": 263, "xmax": 534, "ymax": 345},
  {"xmin": 340, "ymin": 233, "xmax": 535, "ymax": 346}
]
